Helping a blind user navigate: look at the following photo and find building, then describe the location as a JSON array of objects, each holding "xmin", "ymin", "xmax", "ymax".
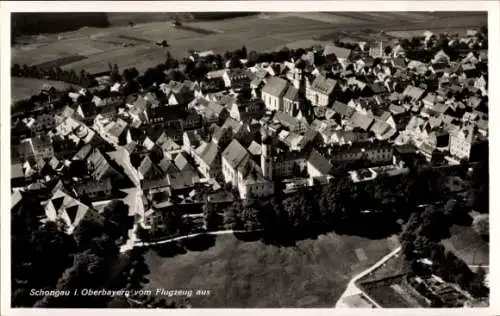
[
  {"xmin": 369, "ymin": 40, "xmax": 384, "ymax": 58},
  {"xmin": 261, "ymin": 77, "xmax": 289, "ymax": 111},
  {"xmin": 306, "ymin": 75, "xmax": 338, "ymax": 107},
  {"xmin": 45, "ymin": 189, "xmax": 101, "ymax": 234},
  {"xmin": 449, "ymin": 124, "xmax": 474, "ymax": 160},
  {"xmin": 222, "ymin": 69, "xmax": 251, "ymax": 90},
  {"xmin": 13, "ymin": 136, "xmax": 54, "ymax": 162},
  {"xmin": 221, "ymin": 139, "xmax": 251, "ymax": 185}
]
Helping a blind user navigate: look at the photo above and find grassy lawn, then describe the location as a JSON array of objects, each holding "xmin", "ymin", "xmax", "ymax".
[
  {"xmin": 11, "ymin": 77, "xmax": 77, "ymax": 103},
  {"xmin": 142, "ymin": 232, "xmax": 399, "ymax": 308},
  {"xmin": 442, "ymin": 224, "xmax": 489, "ymax": 266}
]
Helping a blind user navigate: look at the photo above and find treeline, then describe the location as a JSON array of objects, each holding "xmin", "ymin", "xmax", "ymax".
[
  {"xmin": 11, "ymin": 63, "xmax": 97, "ymax": 88},
  {"xmin": 12, "ymin": 198, "xmax": 134, "ymax": 307},
  {"xmin": 12, "ymin": 13, "xmax": 110, "ymax": 38}
]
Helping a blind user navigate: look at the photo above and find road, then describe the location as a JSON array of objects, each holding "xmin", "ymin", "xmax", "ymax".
[{"xmin": 335, "ymin": 246, "xmax": 402, "ymax": 308}]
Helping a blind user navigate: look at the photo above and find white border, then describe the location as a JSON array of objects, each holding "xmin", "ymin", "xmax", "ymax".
[{"xmin": 1, "ymin": 2, "xmax": 498, "ymax": 316}]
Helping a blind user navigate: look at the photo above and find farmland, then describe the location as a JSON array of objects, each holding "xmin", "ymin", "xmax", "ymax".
[
  {"xmin": 12, "ymin": 12, "xmax": 486, "ymax": 74},
  {"xmin": 11, "ymin": 77, "xmax": 77, "ymax": 103},
  {"xmin": 143, "ymin": 232, "xmax": 399, "ymax": 307}
]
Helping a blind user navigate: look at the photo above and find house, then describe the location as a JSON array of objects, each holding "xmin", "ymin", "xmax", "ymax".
[
  {"xmin": 329, "ymin": 142, "xmax": 393, "ymax": 166},
  {"xmin": 449, "ymin": 124, "xmax": 474, "ymax": 160},
  {"xmin": 347, "ymin": 111, "xmax": 374, "ymax": 131},
  {"xmin": 306, "ymin": 75, "xmax": 338, "ymax": 106},
  {"xmin": 11, "ymin": 163, "xmax": 26, "ymax": 187},
  {"xmin": 474, "ymin": 75, "xmax": 487, "ymax": 92},
  {"xmin": 73, "ymin": 178, "xmax": 113, "ymax": 200},
  {"xmin": 221, "ymin": 139, "xmax": 250, "ymax": 185},
  {"xmin": 182, "ymin": 130, "xmax": 202, "ymax": 153},
  {"xmin": 45, "ymin": 189, "xmax": 101, "ymax": 234},
  {"xmin": 273, "ymin": 111, "xmax": 308, "ymax": 133},
  {"xmin": 369, "ymin": 40, "xmax": 384, "ymax": 58},
  {"xmin": 229, "ymin": 98, "xmax": 266, "ymax": 122},
  {"xmin": 261, "ymin": 76, "xmax": 289, "ymax": 111},
  {"xmin": 402, "ymin": 85, "xmax": 425, "ymax": 102},
  {"xmin": 282, "ymin": 85, "xmax": 303, "ymax": 116},
  {"xmin": 13, "ymin": 136, "xmax": 54, "ymax": 163},
  {"xmin": 307, "ymin": 150, "xmax": 332, "ymax": 178},
  {"xmin": 87, "ymin": 148, "xmax": 124, "ymax": 182},
  {"xmin": 432, "ymin": 50, "xmax": 451, "ymax": 64},
  {"xmin": 222, "ymin": 69, "xmax": 251, "ymax": 90},
  {"xmin": 137, "ymin": 155, "xmax": 169, "ymax": 191},
  {"xmin": 236, "ymin": 158, "xmax": 274, "ymax": 199},
  {"xmin": 193, "ymin": 141, "xmax": 221, "ymax": 179},
  {"xmin": 429, "ymin": 62, "xmax": 449, "ymax": 75}
]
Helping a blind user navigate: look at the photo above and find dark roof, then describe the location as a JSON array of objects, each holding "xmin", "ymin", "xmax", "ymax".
[
  {"xmin": 221, "ymin": 139, "xmax": 249, "ymax": 169},
  {"xmin": 332, "ymin": 101, "xmax": 354, "ymax": 117},
  {"xmin": 274, "ymin": 111, "xmax": 299, "ymax": 129},
  {"xmin": 261, "ymin": 77, "xmax": 289, "ymax": 97},
  {"xmin": 283, "ymin": 85, "xmax": 300, "ymax": 101},
  {"xmin": 308, "ymin": 150, "xmax": 332, "ymax": 175}
]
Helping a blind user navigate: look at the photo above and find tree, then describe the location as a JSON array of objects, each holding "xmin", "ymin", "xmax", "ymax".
[
  {"xmin": 240, "ymin": 207, "xmax": 262, "ymax": 231},
  {"xmin": 228, "ymin": 55, "xmax": 243, "ymax": 69},
  {"xmin": 472, "ymin": 215, "xmax": 489, "ymax": 237},
  {"xmin": 203, "ymin": 200, "xmax": 219, "ymax": 231},
  {"xmin": 469, "ymin": 266, "xmax": 488, "ymax": 297},
  {"xmin": 101, "ymin": 200, "xmax": 133, "ymax": 241}
]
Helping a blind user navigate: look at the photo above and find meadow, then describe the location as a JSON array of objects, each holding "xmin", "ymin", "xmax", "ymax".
[
  {"xmin": 142, "ymin": 232, "xmax": 399, "ymax": 307},
  {"xmin": 12, "ymin": 12, "xmax": 486, "ymax": 75}
]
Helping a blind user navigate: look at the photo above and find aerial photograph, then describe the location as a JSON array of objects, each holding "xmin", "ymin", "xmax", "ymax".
[{"xmin": 9, "ymin": 10, "xmax": 489, "ymax": 308}]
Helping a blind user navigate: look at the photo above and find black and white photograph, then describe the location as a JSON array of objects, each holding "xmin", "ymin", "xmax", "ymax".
[{"xmin": 1, "ymin": 1, "xmax": 497, "ymax": 313}]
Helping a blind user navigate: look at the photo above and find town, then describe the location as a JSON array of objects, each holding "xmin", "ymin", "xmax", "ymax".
[{"xmin": 11, "ymin": 24, "xmax": 489, "ymax": 308}]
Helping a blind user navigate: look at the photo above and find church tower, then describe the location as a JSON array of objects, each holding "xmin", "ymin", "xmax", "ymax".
[{"xmin": 261, "ymin": 128, "xmax": 273, "ymax": 180}]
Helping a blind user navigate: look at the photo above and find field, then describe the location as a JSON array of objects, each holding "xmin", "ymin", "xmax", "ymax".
[
  {"xmin": 142, "ymin": 232, "xmax": 399, "ymax": 307},
  {"xmin": 442, "ymin": 225, "xmax": 489, "ymax": 266},
  {"xmin": 11, "ymin": 77, "xmax": 77, "ymax": 103},
  {"xmin": 12, "ymin": 12, "xmax": 486, "ymax": 75}
]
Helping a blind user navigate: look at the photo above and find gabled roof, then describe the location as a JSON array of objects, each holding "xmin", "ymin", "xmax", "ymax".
[
  {"xmin": 174, "ymin": 152, "xmax": 194, "ymax": 172},
  {"xmin": 283, "ymin": 85, "xmax": 300, "ymax": 101},
  {"xmin": 138, "ymin": 155, "xmax": 164, "ymax": 180},
  {"xmin": 199, "ymin": 141, "xmax": 219, "ymax": 166},
  {"xmin": 403, "ymin": 85, "xmax": 425, "ymax": 100},
  {"xmin": 274, "ymin": 111, "xmax": 300, "ymax": 129},
  {"xmin": 311, "ymin": 76, "xmax": 337, "ymax": 95},
  {"xmin": 332, "ymin": 101, "xmax": 355, "ymax": 117},
  {"xmin": 156, "ymin": 133, "xmax": 181, "ymax": 151},
  {"xmin": 349, "ymin": 111, "xmax": 374, "ymax": 131},
  {"xmin": 308, "ymin": 150, "xmax": 332, "ymax": 175},
  {"xmin": 261, "ymin": 76, "xmax": 289, "ymax": 97},
  {"xmin": 247, "ymin": 141, "xmax": 262, "ymax": 156},
  {"xmin": 221, "ymin": 139, "xmax": 250, "ymax": 169},
  {"xmin": 11, "ymin": 163, "xmax": 24, "ymax": 179},
  {"xmin": 47, "ymin": 189, "xmax": 95, "ymax": 232}
]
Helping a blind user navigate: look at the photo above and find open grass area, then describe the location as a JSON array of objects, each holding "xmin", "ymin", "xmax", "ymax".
[
  {"xmin": 11, "ymin": 77, "xmax": 77, "ymax": 103},
  {"xmin": 142, "ymin": 232, "xmax": 398, "ymax": 307},
  {"xmin": 442, "ymin": 225, "xmax": 489, "ymax": 266}
]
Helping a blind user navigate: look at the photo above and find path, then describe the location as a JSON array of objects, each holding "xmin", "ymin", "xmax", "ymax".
[
  {"xmin": 335, "ymin": 246, "xmax": 402, "ymax": 308},
  {"xmin": 120, "ymin": 229, "xmax": 262, "ymax": 253}
]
